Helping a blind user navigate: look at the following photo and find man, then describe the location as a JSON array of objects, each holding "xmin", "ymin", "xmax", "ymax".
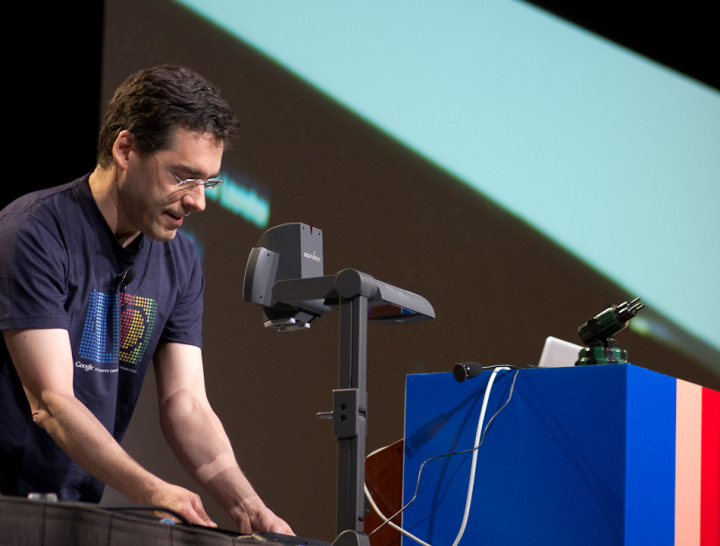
[{"xmin": 0, "ymin": 65, "xmax": 292, "ymax": 534}]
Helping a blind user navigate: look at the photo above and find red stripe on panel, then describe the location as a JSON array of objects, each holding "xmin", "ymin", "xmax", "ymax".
[{"xmin": 700, "ymin": 387, "xmax": 719, "ymax": 546}]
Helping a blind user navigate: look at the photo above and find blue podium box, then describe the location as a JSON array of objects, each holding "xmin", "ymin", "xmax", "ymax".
[{"xmin": 402, "ymin": 365, "xmax": 677, "ymax": 546}]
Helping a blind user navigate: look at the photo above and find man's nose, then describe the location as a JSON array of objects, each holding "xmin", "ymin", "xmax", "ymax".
[{"xmin": 182, "ymin": 184, "xmax": 206, "ymax": 212}]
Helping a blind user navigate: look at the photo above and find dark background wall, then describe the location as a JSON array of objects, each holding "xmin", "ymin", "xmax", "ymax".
[
  {"xmin": 7, "ymin": 4, "xmax": 104, "ymax": 208},
  {"xmin": 5, "ymin": 1, "xmax": 717, "ymax": 541}
]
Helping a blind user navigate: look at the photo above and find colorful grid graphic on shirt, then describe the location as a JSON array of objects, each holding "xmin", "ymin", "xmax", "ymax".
[
  {"xmin": 119, "ymin": 292, "xmax": 157, "ymax": 366},
  {"xmin": 78, "ymin": 290, "xmax": 157, "ymax": 367},
  {"xmin": 78, "ymin": 291, "xmax": 120, "ymax": 364}
]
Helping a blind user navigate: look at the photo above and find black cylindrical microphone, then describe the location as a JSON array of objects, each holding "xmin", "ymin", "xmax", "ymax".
[
  {"xmin": 453, "ymin": 361, "xmax": 483, "ymax": 382},
  {"xmin": 118, "ymin": 268, "xmax": 137, "ymax": 292}
]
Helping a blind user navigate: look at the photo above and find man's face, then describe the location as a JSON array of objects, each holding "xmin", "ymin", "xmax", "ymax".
[{"xmin": 117, "ymin": 127, "xmax": 224, "ymax": 244}]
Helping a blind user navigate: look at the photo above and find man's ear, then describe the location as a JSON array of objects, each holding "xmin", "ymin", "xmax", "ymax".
[{"xmin": 112, "ymin": 130, "xmax": 135, "ymax": 171}]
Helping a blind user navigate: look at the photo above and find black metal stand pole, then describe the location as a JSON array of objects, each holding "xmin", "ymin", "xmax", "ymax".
[
  {"xmin": 266, "ymin": 268, "xmax": 432, "ymax": 546},
  {"xmin": 334, "ymin": 295, "xmax": 368, "ymax": 536}
]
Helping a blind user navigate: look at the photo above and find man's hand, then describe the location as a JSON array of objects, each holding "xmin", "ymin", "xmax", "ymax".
[
  {"xmin": 230, "ymin": 495, "xmax": 294, "ymax": 535},
  {"xmin": 146, "ymin": 479, "xmax": 217, "ymax": 527}
]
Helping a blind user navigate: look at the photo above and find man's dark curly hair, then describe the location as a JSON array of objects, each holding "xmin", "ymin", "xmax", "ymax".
[{"xmin": 97, "ymin": 65, "xmax": 239, "ymax": 168}]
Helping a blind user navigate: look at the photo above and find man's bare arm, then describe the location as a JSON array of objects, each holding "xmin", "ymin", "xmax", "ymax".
[
  {"xmin": 3, "ymin": 328, "xmax": 216, "ymax": 526},
  {"xmin": 154, "ymin": 342, "xmax": 292, "ymax": 534}
]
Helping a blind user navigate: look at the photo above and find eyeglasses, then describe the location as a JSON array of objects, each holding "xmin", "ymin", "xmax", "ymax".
[{"xmin": 150, "ymin": 142, "xmax": 224, "ymax": 189}]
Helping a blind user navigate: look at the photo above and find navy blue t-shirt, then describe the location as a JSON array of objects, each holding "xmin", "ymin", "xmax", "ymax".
[{"xmin": 0, "ymin": 175, "xmax": 204, "ymax": 501}]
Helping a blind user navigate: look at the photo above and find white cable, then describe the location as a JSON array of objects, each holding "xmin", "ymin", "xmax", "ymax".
[
  {"xmin": 450, "ymin": 366, "xmax": 510, "ymax": 546},
  {"xmin": 365, "ymin": 367, "xmax": 515, "ymax": 546},
  {"xmin": 365, "ymin": 444, "xmax": 431, "ymax": 544},
  {"xmin": 364, "ymin": 483, "xmax": 432, "ymax": 546}
]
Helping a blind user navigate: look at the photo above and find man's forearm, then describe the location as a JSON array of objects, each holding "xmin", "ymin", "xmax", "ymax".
[
  {"xmin": 34, "ymin": 390, "xmax": 215, "ymax": 525},
  {"xmin": 159, "ymin": 390, "xmax": 291, "ymax": 533},
  {"xmin": 153, "ymin": 342, "xmax": 292, "ymax": 534},
  {"xmin": 159, "ymin": 390, "xmax": 259, "ymax": 511},
  {"xmin": 37, "ymin": 390, "xmax": 168, "ymax": 501}
]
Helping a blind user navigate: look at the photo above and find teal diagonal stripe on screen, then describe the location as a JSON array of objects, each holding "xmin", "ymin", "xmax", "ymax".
[{"xmin": 176, "ymin": 0, "xmax": 720, "ymax": 353}]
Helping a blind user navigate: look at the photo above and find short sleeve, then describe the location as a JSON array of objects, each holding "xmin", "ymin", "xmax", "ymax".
[
  {"xmin": 158, "ymin": 239, "xmax": 204, "ymax": 348},
  {"xmin": 0, "ymin": 211, "xmax": 70, "ymax": 331}
]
